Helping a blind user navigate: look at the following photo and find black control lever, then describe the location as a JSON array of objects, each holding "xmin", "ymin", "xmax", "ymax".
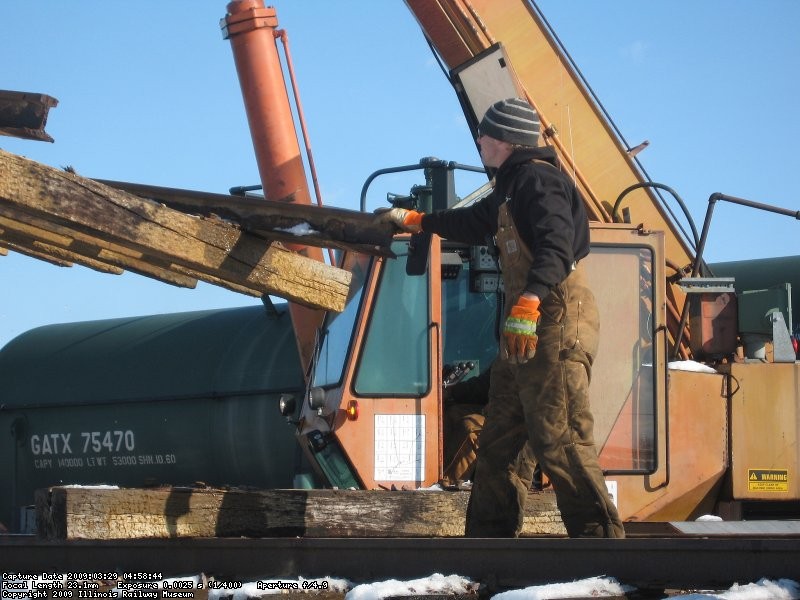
[{"xmin": 443, "ymin": 361, "xmax": 475, "ymax": 388}]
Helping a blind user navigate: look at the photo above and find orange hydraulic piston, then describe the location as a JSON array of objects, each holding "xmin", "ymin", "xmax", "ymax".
[{"xmin": 222, "ymin": 0, "xmax": 324, "ymax": 376}]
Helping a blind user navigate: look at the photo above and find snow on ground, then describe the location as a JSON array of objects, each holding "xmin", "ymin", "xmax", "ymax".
[
  {"xmin": 206, "ymin": 576, "xmax": 350, "ymax": 600},
  {"xmin": 340, "ymin": 575, "xmax": 799, "ymax": 600},
  {"xmin": 344, "ymin": 574, "xmax": 476, "ymax": 600},
  {"xmin": 204, "ymin": 574, "xmax": 800, "ymax": 600},
  {"xmin": 666, "ymin": 578, "xmax": 800, "ymax": 599},
  {"xmin": 491, "ymin": 575, "xmax": 633, "ymax": 599}
]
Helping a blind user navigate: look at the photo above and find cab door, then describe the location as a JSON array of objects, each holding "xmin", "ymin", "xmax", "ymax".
[{"xmin": 301, "ymin": 236, "xmax": 443, "ymax": 489}]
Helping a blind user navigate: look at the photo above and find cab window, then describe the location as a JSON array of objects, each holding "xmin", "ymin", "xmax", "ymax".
[{"xmin": 354, "ymin": 241, "xmax": 430, "ymax": 395}]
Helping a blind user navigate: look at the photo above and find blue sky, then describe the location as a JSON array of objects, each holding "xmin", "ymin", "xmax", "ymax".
[{"xmin": 2, "ymin": 1, "xmax": 799, "ymax": 350}]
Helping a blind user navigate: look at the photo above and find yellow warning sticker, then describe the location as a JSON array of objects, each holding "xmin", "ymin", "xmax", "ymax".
[{"xmin": 748, "ymin": 469, "xmax": 789, "ymax": 492}]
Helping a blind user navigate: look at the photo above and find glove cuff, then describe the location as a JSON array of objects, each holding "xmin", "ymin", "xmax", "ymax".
[
  {"xmin": 404, "ymin": 210, "xmax": 424, "ymax": 230},
  {"xmin": 516, "ymin": 295, "xmax": 540, "ymax": 311}
]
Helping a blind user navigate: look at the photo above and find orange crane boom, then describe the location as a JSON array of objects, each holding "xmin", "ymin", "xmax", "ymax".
[{"xmin": 222, "ymin": 0, "xmax": 326, "ymax": 374}]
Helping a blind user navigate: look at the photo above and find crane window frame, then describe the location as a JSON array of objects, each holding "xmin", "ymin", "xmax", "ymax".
[{"xmin": 311, "ymin": 252, "xmax": 372, "ymax": 389}]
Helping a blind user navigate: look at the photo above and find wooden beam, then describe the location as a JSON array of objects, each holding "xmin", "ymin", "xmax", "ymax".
[
  {"xmin": 167, "ymin": 262, "xmax": 264, "ymax": 297},
  {"xmin": 92, "ymin": 249, "xmax": 199, "ymax": 289},
  {"xmin": 0, "ymin": 239, "xmax": 74, "ymax": 268},
  {"xmin": 0, "ymin": 149, "xmax": 351, "ymax": 311},
  {"xmin": 35, "ymin": 487, "xmax": 566, "ymax": 540},
  {"xmin": 0, "ymin": 211, "xmax": 198, "ymax": 286},
  {"xmin": 0, "ymin": 202, "xmax": 155, "ymax": 261},
  {"xmin": 3, "ymin": 237, "xmax": 124, "ymax": 274},
  {"xmin": 0, "ymin": 202, "xmax": 290, "ymax": 296}
]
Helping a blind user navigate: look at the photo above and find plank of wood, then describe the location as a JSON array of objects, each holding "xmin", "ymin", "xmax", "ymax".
[
  {"xmin": 0, "ymin": 240, "xmax": 74, "ymax": 268},
  {"xmin": 4, "ymin": 238, "xmax": 125, "ymax": 274},
  {"xmin": 0, "ymin": 214, "xmax": 163, "ymax": 277},
  {"xmin": 35, "ymin": 487, "xmax": 566, "ymax": 540},
  {"xmin": 1, "ymin": 204, "xmax": 200, "ymax": 288},
  {"xmin": 0, "ymin": 149, "xmax": 351, "ymax": 311}
]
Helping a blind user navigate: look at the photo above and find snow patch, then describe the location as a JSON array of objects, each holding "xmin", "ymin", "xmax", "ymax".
[
  {"xmin": 491, "ymin": 575, "xmax": 633, "ymax": 599},
  {"xmin": 277, "ymin": 223, "xmax": 320, "ymax": 236},
  {"xmin": 668, "ymin": 360, "xmax": 719, "ymax": 374},
  {"xmin": 345, "ymin": 573, "xmax": 477, "ymax": 600}
]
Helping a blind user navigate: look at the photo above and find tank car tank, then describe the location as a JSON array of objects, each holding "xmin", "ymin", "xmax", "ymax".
[{"xmin": 0, "ymin": 303, "xmax": 304, "ymax": 533}]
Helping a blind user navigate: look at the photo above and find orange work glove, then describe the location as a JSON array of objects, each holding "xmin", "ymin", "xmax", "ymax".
[
  {"xmin": 503, "ymin": 295, "xmax": 540, "ymax": 364},
  {"xmin": 373, "ymin": 207, "xmax": 424, "ymax": 233}
]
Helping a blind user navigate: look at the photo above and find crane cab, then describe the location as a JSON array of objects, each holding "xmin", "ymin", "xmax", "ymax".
[{"xmin": 289, "ymin": 167, "xmax": 733, "ymax": 522}]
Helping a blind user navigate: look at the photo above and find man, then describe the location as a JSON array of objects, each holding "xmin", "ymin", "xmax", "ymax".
[{"xmin": 376, "ymin": 97, "xmax": 624, "ymax": 538}]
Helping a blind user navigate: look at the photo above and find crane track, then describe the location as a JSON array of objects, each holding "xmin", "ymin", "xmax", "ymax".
[{"xmin": 2, "ymin": 532, "xmax": 799, "ymax": 596}]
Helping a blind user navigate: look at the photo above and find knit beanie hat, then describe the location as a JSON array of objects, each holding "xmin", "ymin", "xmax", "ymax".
[{"xmin": 478, "ymin": 98, "xmax": 540, "ymax": 147}]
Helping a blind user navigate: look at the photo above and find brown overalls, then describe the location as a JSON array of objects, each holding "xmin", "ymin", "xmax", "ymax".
[{"xmin": 464, "ymin": 201, "xmax": 625, "ymax": 538}]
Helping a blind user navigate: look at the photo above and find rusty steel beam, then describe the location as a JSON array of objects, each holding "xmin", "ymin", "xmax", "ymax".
[{"xmin": 0, "ymin": 90, "xmax": 58, "ymax": 142}]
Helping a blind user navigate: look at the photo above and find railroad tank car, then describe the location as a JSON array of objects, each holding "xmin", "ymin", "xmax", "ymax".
[
  {"xmin": 711, "ymin": 255, "xmax": 800, "ymax": 332},
  {"xmin": 0, "ymin": 303, "xmax": 304, "ymax": 533}
]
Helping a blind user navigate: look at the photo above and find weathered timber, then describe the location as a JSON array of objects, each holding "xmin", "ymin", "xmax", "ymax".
[
  {"xmin": 0, "ymin": 204, "xmax": 203, "ymax": 289},
  {"xmin": 36, "ymin": 487, "xmax": 566, "ymax": 540},
  {"xmin": 3, "ymin": 238, "xmax": 125, "ymax": 274},
  {"xmin": 0, "ymin": 149, "xmax": 352, "ymax": 311},
  {"xmin": 0, "ymin": 214, "xmax": 137, "ymax": 275},
  {"xmin": 98, "ymin": 179, "xmax": 397, "ymax": 259},
  {"xmin": 0, "ymin": 90, "xmax": 58, "ymax": 142}
]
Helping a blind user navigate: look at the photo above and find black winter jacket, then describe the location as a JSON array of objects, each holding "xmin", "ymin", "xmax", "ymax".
[{"xmin": 420, "ymin": 146, "xmax": 590, "ymax": 299}]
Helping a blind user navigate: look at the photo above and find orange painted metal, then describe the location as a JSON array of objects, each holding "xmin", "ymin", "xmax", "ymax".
[
  {"xmin": 615, "ymin": 368, "xmax": 729, "ymax": 522},
  {"xmin": 222, "ymin": 0, "xmax": 324, "ymax": 374},
  {"xmin": 329, "ymin": 238, "xmax": 444, "ymax": 489},
  {"xmin": 727, "ymin": 362, "xmax": 800, "ymax": 500},
  {"xmin": 688, "ymin": 290, "xmax": 738, "ymax": 359}
]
